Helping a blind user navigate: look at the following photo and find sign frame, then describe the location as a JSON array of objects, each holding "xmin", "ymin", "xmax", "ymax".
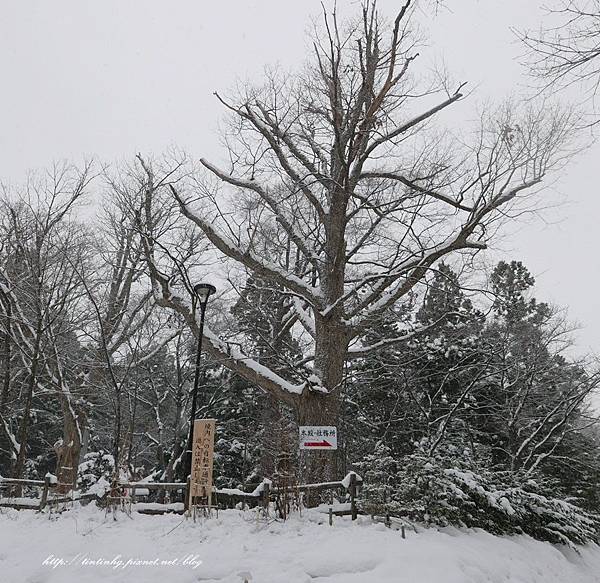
[
  {"xmin": 189, "ymin": 419, "xmax": 216, "ymax": 508},
  {"xmin": 299, "ymin": 425, "xmax": 338, "ymax": 450}
]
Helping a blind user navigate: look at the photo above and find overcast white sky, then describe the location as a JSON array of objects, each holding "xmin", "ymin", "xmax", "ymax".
[{"xmin": 1, "ymin": 0, "xmax": 598, "ymax": 356}]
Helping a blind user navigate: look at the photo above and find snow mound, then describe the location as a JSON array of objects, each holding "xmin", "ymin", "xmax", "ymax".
[{"xmin": 0, "ymin": 506, "xmax": 599, "ymax": 582}]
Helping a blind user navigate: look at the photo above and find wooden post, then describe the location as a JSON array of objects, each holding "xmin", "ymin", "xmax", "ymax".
[
  {"xmin": 349, "ymin": 472, "xmax": 357, "ymax": 521},
  {"xmin": 185, "ymin": 476, "xmax": 191, "ymax": 512},
  {"xmin": 328, "ymin": 507, "xmax": 333, "ymax": 526},
  {"xmin": 262, "ymin": 481, "xmax": 270, "ymax": 513},
  {"xmin": 39, "ymin": 475, "xmax": 51, "ymax": 511},
  {"xmin": 401, "ymin": 524, "xmax": 406, "ymax": 539},
  {"xmin": 130, "ymin": 486, "xmax": 136, "ymax": 514}
]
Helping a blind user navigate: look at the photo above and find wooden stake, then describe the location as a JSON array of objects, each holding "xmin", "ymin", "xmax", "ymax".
[
  {"xmin": 185, "ymin": 476, "xmax": 191, "ymax": 515},
  {"xmin": 262, "ymin": 482, "xmax": 270, "ymax": 514},
  {"xmin": 349, "ymin": 473, "xmax": 357, "ymax": 520},
  {"xmin": 39, "ymin": 475, "xmax": 51, "ymax": 511}
]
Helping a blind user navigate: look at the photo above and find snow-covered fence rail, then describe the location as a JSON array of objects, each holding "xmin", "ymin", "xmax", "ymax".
[
  {"xmin": 270, "ymin": 480, "xmax": 348, "ymax": 494},
  {"xmin": 116, "ymin": 481, "xmax": 262, "ymax": 511},
  {"xmin": 117, "ymin": 472, "xmax": 362, "ymax": 517},
  {"xmin": 0, "ymin": 477, "xmax": 46, "ymax": 487},
  {"xmin": 119, "ymin": 481, "xmax": 184, "ymax": 501},
  {"xmin": 120, "ymin": 482, "xmax": 185, "ymax": 490},
  {"xmin": 269, "ymin": 473, "xmax": 362, "ymax": 519},
  {"xmin": 119, "ymin": 482, "xmax": 270, "ymax": 509},
  {"xmin": 0, "ymin": 475, "xmax": 95, "ymax": 511},
  {"xmin": 0, "ymin": 477, "xmax": 46, "ymax": 510},
  {"xmin": 0, "ymin": 472, "xmax": 362, "ymax": 517}
]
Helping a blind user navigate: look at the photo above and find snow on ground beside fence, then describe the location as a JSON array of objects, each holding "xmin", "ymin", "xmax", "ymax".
[{"xmin": 0, "ymin": 505, "xmax": 599, "ymax": 582}]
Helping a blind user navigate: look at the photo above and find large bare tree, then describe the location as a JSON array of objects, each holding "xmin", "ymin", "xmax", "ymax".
[{"xmin": 142, "ymin": 2, "xmax": 579, "ymax": 477}]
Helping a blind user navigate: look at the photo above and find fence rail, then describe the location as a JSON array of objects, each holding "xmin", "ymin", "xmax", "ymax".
[
  {"xmin": 0, "ymin": 475, "xmax": 96, "ymax": 511},
  {"xmin": 120, "ymin": 482, "xmax": 184, "ymax": 491},
  {"xmin": 0, "ymin": 472, "xmax": 362, "ymax": 518},
  {"xmin": 0, "ymin": 477, "xmax": 45, "ymax": 487}
]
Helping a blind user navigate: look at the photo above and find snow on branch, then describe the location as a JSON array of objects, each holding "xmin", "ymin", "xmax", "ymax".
[
  {"xmin": 199, "ymin": 158, "xmax": 322, "ymax": 268},
  {"xmin": 359, "ymin": 171, "xmax": 474, "ymax": 212},
  {"xmin": 359, "ymin": 90, "xmax": 464, "ymax": 162},
  {"xmin": 347, "ymin": 314, "xmax": 458, "ymax": 357},
  {"xmin": 170, "ymin": 185, "xmax": 323, "ymax": 308},
  {"xmin": 346, "ymin": 236, "xmax": 482, "ymax": 324},
  {"xmin": 141, "ymin": 235, "xmax": 325, "ymax": 405},
  {"xmin": 292, "ymin": 296, "xmax": 316, "ymax": 338},
  {"xmin": 345, "ymin": 176, "xmax": 542, "ymax": 325}
]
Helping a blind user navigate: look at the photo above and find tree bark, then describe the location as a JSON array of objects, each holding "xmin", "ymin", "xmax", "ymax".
[
  {"xmin": 12, "ymin": 320, "xmax": 42, "ymax": 494},
  {"xmin": 297, "ymin": 390, "xmax": 341, "ymax": 502},
  {"xmin": 0, "ymin": 295, "xmax": 11, "ymax": 412},
  {"xmin": 55, "ymin": 398, "xmax": 84, "ymax": 494}
]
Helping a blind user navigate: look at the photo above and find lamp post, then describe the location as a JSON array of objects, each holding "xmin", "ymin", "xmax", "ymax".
[{"xmin": 183, "ymin": 282, "xmax": 216, "ymax": 486}]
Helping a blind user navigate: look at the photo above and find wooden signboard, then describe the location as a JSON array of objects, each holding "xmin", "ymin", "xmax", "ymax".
[{"xmin": 190, "ymin": 419, "xmax": 216, "ymax": 505}]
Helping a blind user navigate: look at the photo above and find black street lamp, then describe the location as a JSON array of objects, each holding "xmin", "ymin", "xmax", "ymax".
[{"xmin": 183, "ymin": 282, "xmax": 216, "ymax": 485}]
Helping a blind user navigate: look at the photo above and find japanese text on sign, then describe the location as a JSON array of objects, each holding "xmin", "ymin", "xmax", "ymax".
[
  {"xmin": 190, "ymin": 419, "xmax": 215, "ymax": 498},
  {"xmin": 299, "ymin": 426, "xmax": 338, "ymax": 450}
]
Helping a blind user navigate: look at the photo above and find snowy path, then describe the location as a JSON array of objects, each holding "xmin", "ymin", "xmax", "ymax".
[{"xmin": 0, "ymin": 505, "xmax": 599, "ymax": 582}]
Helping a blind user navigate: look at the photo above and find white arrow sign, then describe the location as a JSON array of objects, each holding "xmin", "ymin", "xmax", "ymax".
[{"xmin": 299, "ymin": 426, "xmax": 338, "ymax": 450}]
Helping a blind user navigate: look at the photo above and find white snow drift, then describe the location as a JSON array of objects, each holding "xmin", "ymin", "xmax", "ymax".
[{"xmin": 0, "ymin": 505, "xmax": 599, "ymax": 582}]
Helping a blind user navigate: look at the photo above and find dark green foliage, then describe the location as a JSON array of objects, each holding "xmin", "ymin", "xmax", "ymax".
[
  {"xmin": 358, "ymin": 439, "xmax": 600, "ymax": 545},
  {"xmin": 351, "ymin": 261, "xmax": 600, "ymax": 544},
  {"xmin": 78, "ymin": 450, "xmax": 115, "ymax": 495}
]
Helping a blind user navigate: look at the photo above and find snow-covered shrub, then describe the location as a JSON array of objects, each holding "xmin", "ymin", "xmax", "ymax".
[
  {"xmin": 77, "ymin": 451, "xmax": 115, "ymax": 497},
  {"xmin": 357, "ymin": 441, "xmax": 600, "ymax": 545},
  {"xmin": 355, "ymin": 443, "xmax": 404, "ymax": 516},
  {"xmin": 443, "ymin": 468, "xmax": 600, "ymax": 545}
]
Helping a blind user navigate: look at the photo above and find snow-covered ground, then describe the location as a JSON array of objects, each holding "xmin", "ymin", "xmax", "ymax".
[{"xmin": 1, "ymin": 505, "xmax": 600, "ymax": 582}]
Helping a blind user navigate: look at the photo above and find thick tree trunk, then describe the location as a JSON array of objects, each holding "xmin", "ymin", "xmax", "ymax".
[
  {"xmin": 12, "ymin": 325, "xmax": 41, "ymax": 494},
  {"xmin": 55, "ymin": 400, "xmax": 84, "ymax": 494},
  {"xmin": 165, "ymin": 348, "xmax": 186, "ymax": 486},
  {"xmin": 0, "ymin": 297, "xmax": 11, "ymax": 411},
  {"xmin": 12, "ymin": 379, "xmax": 35, "ymax": 493},
  {"xmin": 126, "ymin": 387, "xmax": 138, "ymax": 472},
  {"xmin": 297, "ymin": 390, "xmax": 341, "ymax": 505},
  {"xmin": 299, "ymin": 313, "xmax": 348, "ymax": 490},
  {"xmin": 260, "ymin": 393, "xmax": 282, "ymax": 479},
  {"xmin": 164, "ymin": 439, "xmax": 183, "ymax": 484}
]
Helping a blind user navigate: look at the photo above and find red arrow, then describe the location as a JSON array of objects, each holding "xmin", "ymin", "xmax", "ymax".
[{"xmin": 303, "ymin": 440, "xmax": 332, "ymax": 447}]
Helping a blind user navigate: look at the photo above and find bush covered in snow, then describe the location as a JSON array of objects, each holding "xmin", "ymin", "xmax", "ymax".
[
  {"xmin": 350, "ymin": 262, "xmax": 600, "ymax": 546},
  {"xmin": 357, "ymin": 442, "xmax": 600, "ymax": 545},
  {"xmin": 77, "ymin": 451, "xmax": 116, "ymax": 497}
]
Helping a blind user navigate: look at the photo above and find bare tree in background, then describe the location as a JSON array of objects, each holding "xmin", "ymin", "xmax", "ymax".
[
  {"xmin": 99, "ymin": 154, "xmax": 216, "ymax": 479},
  {"xmin": 143, "ymin": 1, "xmax": 580, "ymax": 479},
  {"xmin": 520, "ymin": 1, "xmax": 600, "ymax": 109},
  {"xmin": 0, "ymin": 163, "xmax": 95, "ymax": 492},
  {"xmin": 78, "ymin": 161, "xmax": 195, "ymax": 485},
  {"xmin": 0, "ymin": 160, "xmax": 183, "ymax": 492}
]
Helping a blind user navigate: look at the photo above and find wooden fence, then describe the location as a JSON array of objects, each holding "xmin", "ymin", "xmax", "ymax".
[
  {"xmin": 0, "ymin": 472, "xmax": 362, "ymax": 518},
  {"xmin": 0, "ymin": 476, "xmax": 96, "ymax": 511},
  {"xmin": 119, "ymin": 472, "xmax": 361, "ymax": 518}
]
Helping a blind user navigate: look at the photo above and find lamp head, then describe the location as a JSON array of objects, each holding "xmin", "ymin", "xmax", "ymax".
[{"xmin": 193, "ymin": 282, "xmax": 216, "ymax": 303}]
